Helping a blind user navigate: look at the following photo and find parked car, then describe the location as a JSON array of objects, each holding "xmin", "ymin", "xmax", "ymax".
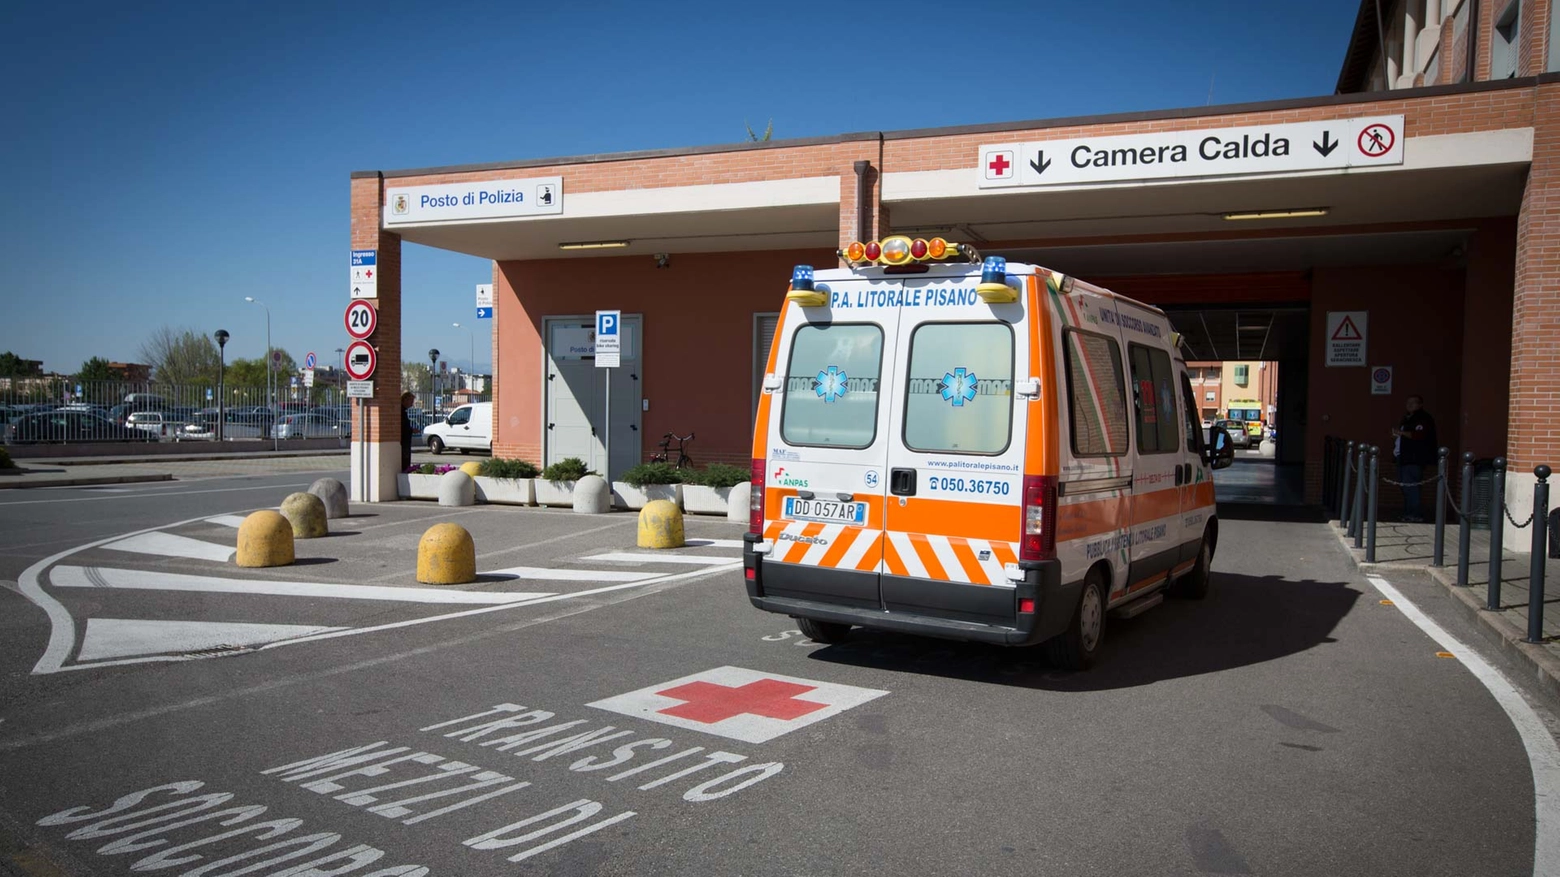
[
  {"xmin": 422, "ymin": 402, "xmax": 492, "ymax": 454},
  {"xmin": 1215, "ymin": 420, "xmax": 1251, "ymax": 448},
  {"xmin": 122, "ymin": 393, "xmax": 170, "ymax": 410},
  {"xmin": 273, "ymin": 414, "xmax": 350, "ymax": 440},
  {"xmin": 176, "ymin": 412, "xmax": 264, "ymax": 441},
  {"xmin": 6, "ymin": 412, "xmax": 157, "ymax": 444},
  {"xmin": 125, "ymin": 411, "xmax": 191, "ymax": 440}
]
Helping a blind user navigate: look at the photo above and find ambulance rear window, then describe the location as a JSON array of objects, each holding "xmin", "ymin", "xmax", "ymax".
[
  {"xmin": 780, "ymin": 324, "xmax": 883, "ymax": 449},
  {"xmin": 902, "ymin": 322, "xmax": 1014, "ymax": 455}
]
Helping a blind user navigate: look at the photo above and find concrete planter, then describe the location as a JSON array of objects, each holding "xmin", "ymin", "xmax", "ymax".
[
  {"xmin": 473, "ymin": 476, "xmax": 534, "ymax": 506},
  {"xmin": 727, "ymin": 482, "xmax": 752, "ymax": 523},
  {"xmin": 398, "ymin": 473, "xmax": 442, "ymax": 500},
  {"xmin": 535, "ymin": 480, "xmax": 577, "ymax": 508},
  {"xmin": 612, "ymin": 482, "xmax": 683, "ymax": 510},
  {"xmin": 683, "ymin": 485, "xmax": 733, "ymax": 515}
]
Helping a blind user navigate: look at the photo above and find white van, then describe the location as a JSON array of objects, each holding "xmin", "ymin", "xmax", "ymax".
[
  {"xmin": 424, "ymin": 402, "xmax": 492, "ymax": 454},
  {"xmin": 744, "ymin": 237, "xmax": 1236, "ymax": 669}
]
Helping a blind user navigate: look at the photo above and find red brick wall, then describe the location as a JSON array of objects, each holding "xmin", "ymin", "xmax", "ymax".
[
  {"xmin": 1511, "ymin": 83, "xmax": 1560, "ymax": 470},
  {"xmin": 1461, "ymin": 218, "xmax": 1517, "ymax": 458},
  {"xmin": 491, "ymin": 249, "xmax": 835, "ymax": 467},
  {"xmin": 349, "ymin": 176, "xmax": 402, "ymax": 445}
]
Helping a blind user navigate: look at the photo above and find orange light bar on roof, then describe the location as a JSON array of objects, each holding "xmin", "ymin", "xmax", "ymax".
[{"xmin": 838, "ymin": 236, "xmax": 978, "ymax": 266}]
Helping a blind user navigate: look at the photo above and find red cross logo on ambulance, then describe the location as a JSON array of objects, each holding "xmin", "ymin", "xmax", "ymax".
[
  {"xmin": 587, "ymin": 666, "xmax": 889, "ymax": 743},
  {"xmin": 984, "ymin": 149, "xmax": 1015, "ymax": 181}
]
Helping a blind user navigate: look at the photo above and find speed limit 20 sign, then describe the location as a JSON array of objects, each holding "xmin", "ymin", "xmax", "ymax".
[{"xmin": 345, "ymin": 301, "xmax": 377, "ymax": 340}]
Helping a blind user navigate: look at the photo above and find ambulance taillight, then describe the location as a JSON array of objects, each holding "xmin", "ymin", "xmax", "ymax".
[
  {"xmin": 750, "ymin": 458, "xmax": 766, "ymax": 535},
  {"xmin": 1021, "ymin": 475, "xmax": 1058, "ymax": 562}
]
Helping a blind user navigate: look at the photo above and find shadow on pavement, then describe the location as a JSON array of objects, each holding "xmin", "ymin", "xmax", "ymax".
[
  {"xmin": 806, "ymin": 571, "xmax": 1359, "ymax": 691},
  {"xmin": 1215, "ymin": 503, "xmax": 1330, "ymax": 523},
  {"xmin": 288, "ymin": 557, "xmax": 339, "ymax": 566}
]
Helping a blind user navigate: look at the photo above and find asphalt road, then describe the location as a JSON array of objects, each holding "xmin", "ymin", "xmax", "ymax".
[{"xmin": 0, "ymin": 471, "xmax": 1554, "ymax": 876}]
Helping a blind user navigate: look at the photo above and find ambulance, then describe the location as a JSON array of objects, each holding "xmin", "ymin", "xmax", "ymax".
[{"xmin": 743, "ymin": 236, "xmax": 1237, "ymax": 669}]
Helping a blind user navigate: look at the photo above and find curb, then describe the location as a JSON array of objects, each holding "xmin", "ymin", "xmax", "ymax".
[
  {"xmin": 1331, "ymin": 524, "xmax": 1560, "ymax": 703},
  {"xmin": 0, "ymin": 474, "xmax": 174, "ymax": 490},
  {"xmin": 46, "ymin": 450, "xmax": 350, "ymax": 467}
]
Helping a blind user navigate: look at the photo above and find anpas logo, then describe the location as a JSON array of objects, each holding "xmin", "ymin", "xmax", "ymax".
[{"xmin": 772, "ymin": 467, "xmax": 809, "ymax": 488}]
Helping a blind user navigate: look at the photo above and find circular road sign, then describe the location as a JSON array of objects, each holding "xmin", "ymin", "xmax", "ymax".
[
  {"xmin": 304, "ymin": 351, "xmax": 317, "ymax": 369},
  {"xmin": 345, "ymin": 300, "xmax": 377, "ymax": 340},
  {"xmin": 1372, "ymin": 367, "xmax": 1391, "ymax": 384},
  {"xmin": 1357, "ymin": 122, "xmax": 1395, "ymax": 157},
  {"xmin": 344, "ymin": 340, "xmax": 377, "ymax": 381}
]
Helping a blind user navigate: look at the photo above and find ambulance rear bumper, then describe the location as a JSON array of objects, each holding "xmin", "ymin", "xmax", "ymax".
[{"xmin": 744, "ymin": 535, "xmax": 1067, "ymax": 647}]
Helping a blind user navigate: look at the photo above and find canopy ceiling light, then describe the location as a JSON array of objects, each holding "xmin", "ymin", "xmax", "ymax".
[
  {"xmin": 558, "ymin": 240, "xmax": 630, "ymax": 250},
  {"xmin": 1222, "ymin": 208, "xmax": 1329, "ymax": 221}
]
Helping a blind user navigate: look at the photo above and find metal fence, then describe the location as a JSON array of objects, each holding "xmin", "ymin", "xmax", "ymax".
[{"xmin": 0, "ymin": 379, "xmax": 354, "ymax": 444}]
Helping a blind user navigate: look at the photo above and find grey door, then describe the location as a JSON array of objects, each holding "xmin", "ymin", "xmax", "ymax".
[{"xmin": 544, "ymin": 316, "xmax": 642, "ymax": 480}]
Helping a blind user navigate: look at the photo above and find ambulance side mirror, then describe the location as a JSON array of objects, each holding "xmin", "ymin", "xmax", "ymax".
[{"xmin": 1206, "ymin": 426, "xmax": 1236, "ymax": 470}]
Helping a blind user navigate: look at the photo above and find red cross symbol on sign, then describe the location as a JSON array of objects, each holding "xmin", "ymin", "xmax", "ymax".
[
  {"xmin": 987, "ymin": 152, "xmax": 1013, "ymax": 178},
  {"xmin": 655, "ymin": 678, "xmax": 828, "ymax": 724},
  {"xmin": 364, "ymin": 269, "xmax": 372, "ymax": 279}
]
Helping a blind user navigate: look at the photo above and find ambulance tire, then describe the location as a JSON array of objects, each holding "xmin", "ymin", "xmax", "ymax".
[
  {"xmin": 428, "ymin": 436, "xmax": 445, "ymax": 455},
  {"xmin": 1169, "ymin": 534, "xmax": 1213, "ymax": 600},
  {"xmin": 1045, "ymin": 572, "xmax": 1105, "ymax": 671},
  {"xmin": 796, "ymin": 616, "xmax": 851, "ymax": 645}
]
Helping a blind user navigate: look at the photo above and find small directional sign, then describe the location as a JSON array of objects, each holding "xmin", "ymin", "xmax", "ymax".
[
  {"xmin": 476, "ymin": 307, "xmax": 492, "ymax": 319},
  {"xmin": 476, "ymin": 283, "xmax": 493, "ymax": 320},
  {"xmin": 978, "ymin": 115, "xmax": 1403, "ymax": 189},
  {"xmin": 350, "ymin": 250, "xmax": 377, "ymax": 299}
]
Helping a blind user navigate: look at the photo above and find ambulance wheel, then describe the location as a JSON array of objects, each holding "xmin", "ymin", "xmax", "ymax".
[
  {"xmin": 1045, "ymin": 573, "xmax": 1105, "ymax": 671},
  {"xmin": 1169, "ymin": 535, "xmax": 1212, "ymax": 600},
  {"xmin": 428, "ymin": 436, "xmax": 445, "ymax": 455},
  {"xmin": 796, "ymin": 617, "xmax": 851, "ymax": 645}
]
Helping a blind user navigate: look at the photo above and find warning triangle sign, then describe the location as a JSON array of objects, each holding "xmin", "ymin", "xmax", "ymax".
[{"xmin": 1331, "ymin": 316, "xmax": 1363, "ymax": 341}]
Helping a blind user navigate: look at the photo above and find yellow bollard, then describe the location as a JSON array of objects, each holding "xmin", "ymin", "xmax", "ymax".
[
  {"xmin": 459, "ymin": 461, "xmax": 484, "ymax": 477},
  {"xmin": 417, "ymin": 522, "xmax": 476, "ymax": 585},
  {"xmin": 236, "ymin": 510, "xmax": 295, "ymax": 568},
  {"xmin": 280, "ymin": 492, "xmax": 329, "ymax": 539},
  {"xmin": 637, "ymin": 499, "xmax": 685, "ymax": 549}
]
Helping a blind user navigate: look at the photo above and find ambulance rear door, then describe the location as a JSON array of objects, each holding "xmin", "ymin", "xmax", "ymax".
[
  {"xmin": 758, "ymin": 275, "xmax": 901, "ymax": 610},
  {"xmin": 879, "ymin": 271, "xmax": 1031, "ymax": 626}
]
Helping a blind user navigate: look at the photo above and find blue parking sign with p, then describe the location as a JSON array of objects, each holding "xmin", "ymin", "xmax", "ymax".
[{"xmin": 597, "ymin": 311, "xmax": 619, "ymax": 337}]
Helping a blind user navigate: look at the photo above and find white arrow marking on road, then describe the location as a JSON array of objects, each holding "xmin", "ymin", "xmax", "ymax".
[
  {"xmin": 50, "ymin": 566, "xmax": 555, "ymax": 605},
  {"xmin": 102, "ymin": 531, "xmax": 236, "ymax": 563},
  {"xmin": 77, "ymin": 618, "xmax": 348, "ymax": 662},
  {"xmin": 587, "ymin": 553, "xmax": 736, "ymax": 566},
  {"xmin": 205, "ymin": 515, "xmax": 250, "ymax": 528},
  {"xmin": 683, "ymin": 539, "xmax": 744, "ymax": 549}
]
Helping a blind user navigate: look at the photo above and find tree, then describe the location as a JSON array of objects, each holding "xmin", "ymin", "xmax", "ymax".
[
  {"xmin": 78, "ymin": 357, "xmax": 115, "ymax": 383},
  {"xmin": 402, "ymin": 361, "xmax": 431, "ymax": 394},
  {"xmin": 0, "ymin": 351, "xmax": 26, "ymax": 377},
  {"xmin": 744, "ymin": 119, "xmax": 773, "ymax": 142},
  {"xmin": 138, "ymin": 327, "xmax": 221, "ymax": 386}
]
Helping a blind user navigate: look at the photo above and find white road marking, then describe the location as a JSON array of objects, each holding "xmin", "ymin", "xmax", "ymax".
[
  {"xmin": 50, "ymin": 566, "xmax": 555, "ymax": 605},
  {"xmin": 587, "ymin": 552, "xmax": 736, "ymax": 566},
  {"xmin": 1366, "ymin": 575, "xmax": 1560, "ymax": 876},
  {"xmin": 684, "ymin": 539, "xmax": 744, "ymax": 549},
  {"xmin": 102, "ymin": 531, "xmax": 236, "ymax": 563},
  {"xmin": 77, "ymin": 618, "xmax": 348, "ymax": 662},
  {"xmin": 205, "ymin": 514, "xmax": 249, "ymax": 528},
  {"xmin": 0, "ymin": 482, "xmax": 317, "ymax": 506},
  {"xmin": 485, "ymin": 566, "xmax": 652, "ymax": 583}
]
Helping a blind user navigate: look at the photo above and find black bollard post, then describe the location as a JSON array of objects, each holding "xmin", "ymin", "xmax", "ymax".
[
  {"xmin": 1458, "ymin": 452, "xmax": 1474, "ymax": 587},
  {"xmin": 1367, "ymin": 446, "xmax": 1380, "ymax": 563},
  {"xmin": 1488, "ymin": 457, "xmax": 1507, "ymax": 611},
  {"xmin": 1433, "ymin": 448, "xmax": 1449, "ymax": 567},
  {"xmin": 1341, "ymin": 440, "xmax": 1356, "ymax": 530},
  {"xmin": 1528, "ymin": 466, "xmax": 1552, "ymax": 644},
  {"xmin": 1352, "ymin": 444, "xmax": 1368, "ymax": 546}
]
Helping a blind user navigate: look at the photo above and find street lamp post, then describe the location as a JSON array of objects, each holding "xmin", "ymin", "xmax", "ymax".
[
  {"xmin": 428, "ymin": 348, "xmax": 440, "ymax": 415},
  {"xmin": 214, "ymin": 329, "xmax": 229, "ymax": 442},
  {"xmin": 243, "ymin": 296, "xmax": 275, "ymax": 449},
  {"xmin": 453, "ymin": 322, "xmax": 475, "ymax": 400}
]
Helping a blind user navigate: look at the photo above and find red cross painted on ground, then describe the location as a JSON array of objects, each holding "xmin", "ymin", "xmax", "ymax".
[
  {"xmin": 988, "ymin": 153, "xmax": 1011, "ymax": 176},
  {"xmin": 655, "ymin": 678, "xmax": 828, "ymax": 724}
]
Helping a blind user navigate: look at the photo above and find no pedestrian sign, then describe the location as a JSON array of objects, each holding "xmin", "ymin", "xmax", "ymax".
[{"xmin": 1325, "ymin": 311, "xmax": 1367, "ymax": 367}]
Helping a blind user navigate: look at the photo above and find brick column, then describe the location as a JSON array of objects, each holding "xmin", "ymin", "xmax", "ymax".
[
  {"xmin": 837, "ymin": 155, "xmax": 888, "ymax": 262},
  {"xmin": 1503, "ymin": 82, "xmax": 1560, "ymax": 542},
  {"xmin": 349, "ymin": 173, "xmax": 403, "ymax": 501}
]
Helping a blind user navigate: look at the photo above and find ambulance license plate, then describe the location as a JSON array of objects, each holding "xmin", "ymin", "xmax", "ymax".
[{"xmin": 781, "ymin": 497, "xmax": 866, "ymax": 525}]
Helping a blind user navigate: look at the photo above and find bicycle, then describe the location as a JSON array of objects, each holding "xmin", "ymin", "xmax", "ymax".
[{"xmin": 651, "ymin": 431, "xmax": 695, "ymax": 469}]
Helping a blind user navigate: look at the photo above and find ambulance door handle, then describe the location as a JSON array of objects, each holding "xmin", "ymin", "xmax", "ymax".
[
  {"xmin": 890, "ymin": 468, "xmax": 917, "ymax": 496},
  {"xmin": 1174, "ymin": 466, "xmax": 1184, "ymax": 487}
]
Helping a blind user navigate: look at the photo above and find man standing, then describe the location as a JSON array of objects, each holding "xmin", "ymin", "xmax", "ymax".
[
  {"xmin": 1391, "ymin": 395, "xmax": 1437, "ymax": 522},
  {"xmin": 400, "ymin": 392, "xmax": 415, "ymax": 473}
]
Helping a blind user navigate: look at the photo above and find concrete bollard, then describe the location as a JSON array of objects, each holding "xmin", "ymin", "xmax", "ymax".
[
  {"xmin": 308, "ymin": 477, "xmax": 350, "ymax": 519},
  {"xmin": 236, "ymin": 510, "xmax": 295, "ymax": 567},
  {"xmin": 573, "ymin": 474, "xmax": 611, "ymax": 514},
  {"xmin": 280, "ymin": 492, "xmax": 329, "ymax": 539},
  {"xmin": 727, "ymin": 482, "xmax": 751, "ymax": 524},
  {"xmin": 417, "ymin": 522, "xmax": 476, "ymax": 585},
  {"xmin": 438, "ymin": 470, "xmax": 476, "ymax": 507},
  {"xmin": 638, "ymin": 499, "xmax": 686, "ymax": 549},
  {"xmin": 459, "ymin": 461, "xmax": 484, "ymax": 478}
]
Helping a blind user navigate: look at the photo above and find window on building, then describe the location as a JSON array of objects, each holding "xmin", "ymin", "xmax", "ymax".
[
  {"xmin": 1062, "ymin": 330, "xmax": 1129, "ymax": 456},
  {"xmin": 1205, "ymin": 390, "xmax": 1216, "ymax": 401},
  {"xmin": 1127, "ymin": 344, "xmax": 1179, "ymax": 454},
  {"xmin": 903, "ymin": 323, "xmax": 1014, "ymax": 455},
  {"xmin": 1494, "ymin": 0, "xmax": 1523, "ymax": 79},
  {"xmin": 780, "ymin": 324, "xmax": 883, "ymax": 449},
  {"xmin": 1187, "ymin": 367, "xmax": 1201, "ymax": 382},
  {"xmin": 1234, "ymin": 364, "xmax": 1250, "ymax": 386},
  {"xmin": 1206, "ymin": 366, "xmax": 1222, "ymax": 381}
]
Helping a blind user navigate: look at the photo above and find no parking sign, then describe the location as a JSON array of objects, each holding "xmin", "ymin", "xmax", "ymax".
[{"xmin": 1371, "ymin": 365, "xmax": 1393, "ymax": 395}]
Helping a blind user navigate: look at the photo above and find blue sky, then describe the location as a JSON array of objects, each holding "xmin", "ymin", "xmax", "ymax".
[{"xmin": 0, "ymin": 0, "xmax": 1360, "ymax": 376}]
